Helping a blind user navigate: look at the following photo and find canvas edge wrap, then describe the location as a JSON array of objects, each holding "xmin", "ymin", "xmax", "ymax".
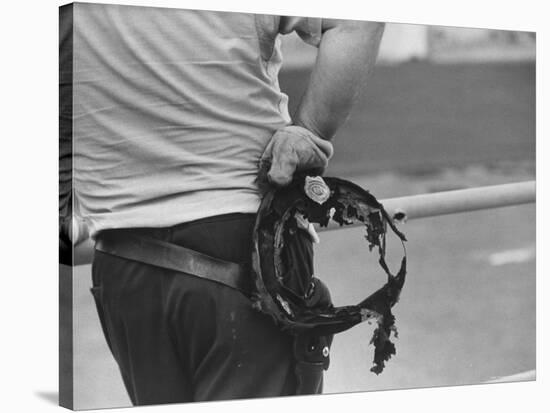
[{"xmin": 59, "ymin": 3, "xmax": 74, "ymax": 410}]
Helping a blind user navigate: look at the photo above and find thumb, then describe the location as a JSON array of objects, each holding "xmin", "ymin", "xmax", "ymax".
[{"xmin": 268, "ymin": 149, "xmax": 298, "ymax": 187}]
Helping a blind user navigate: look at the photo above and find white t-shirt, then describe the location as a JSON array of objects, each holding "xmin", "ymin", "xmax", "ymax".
[{"xmin": 60, "ymin": 3, "xmax": 322, "ymax": 236}]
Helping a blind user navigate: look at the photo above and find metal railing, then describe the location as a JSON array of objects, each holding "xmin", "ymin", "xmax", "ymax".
[
  {"xmin": 72, "ymin": 180, "xmax": 535, "ymax": 265},
  {"xmin": 323, "ymin": 180, "xmax": 535, "ymax": 230}
]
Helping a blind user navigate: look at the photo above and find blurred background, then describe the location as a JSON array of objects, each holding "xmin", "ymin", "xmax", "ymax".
[
  {"xmin": 280, "ymin": 23, "xmax": 535, "ymax": 177},
  {"xmin": 71, "ymin": 22, "xmax": 535, "ymax": 409}
]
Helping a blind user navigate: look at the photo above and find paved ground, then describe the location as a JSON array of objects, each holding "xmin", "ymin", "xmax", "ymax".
[
  {"xmin": 320, "ymin": 202, "xmax": 535, "ymax": 394},
  {"xmin": 69, "ymin": 61, "xmax": 536, "ymax": 409}
]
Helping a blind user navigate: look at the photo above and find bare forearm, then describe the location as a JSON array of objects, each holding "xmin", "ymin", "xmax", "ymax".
[{"xmin": 294, "ymin": 21, "xmax": 385, "ymax": 140}]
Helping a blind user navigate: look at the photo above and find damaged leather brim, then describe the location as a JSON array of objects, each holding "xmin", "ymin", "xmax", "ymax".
[{"xmin": 251, "ymin": 174, "xmax": 407, "ymax": 374}]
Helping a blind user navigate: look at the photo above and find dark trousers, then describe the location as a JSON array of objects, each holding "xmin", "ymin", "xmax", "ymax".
[{"xmin": 90, "ymin": 213, "xmax": 313, "ymax": 405}]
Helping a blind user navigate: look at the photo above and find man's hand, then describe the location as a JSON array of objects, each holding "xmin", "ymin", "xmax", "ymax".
[
  {"xmin": 258, "ymin": 19, "xmax": 384, "ymax": 190},
  {"xmin": 259, "ymin": 125, "xmax": 334, "ymax": 187}
]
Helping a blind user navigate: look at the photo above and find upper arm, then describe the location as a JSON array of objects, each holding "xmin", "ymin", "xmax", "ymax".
[
  {"xmin": 278, "ymin": 16, "xmax": 323, "ymax": 47},
  {"xmin": 278, "ymin": 16, "xmax": 385, "ymax": 47},
  {"xmin": 320, "ymin": 18, "xmax": 385, "ymax": 36}
]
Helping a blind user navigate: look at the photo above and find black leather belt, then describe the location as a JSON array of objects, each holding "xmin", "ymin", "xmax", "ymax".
[{"xmin": 95, "ymin": 231, "xmax": 252, "ymax": 296}]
